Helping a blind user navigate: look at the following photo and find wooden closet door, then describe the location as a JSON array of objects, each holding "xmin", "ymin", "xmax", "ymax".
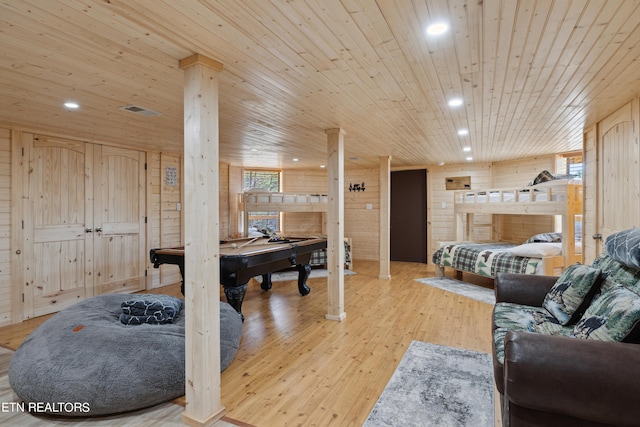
[
  {"xmin": 93, "ymin": 146, "xmax": 146, "ymax": 295},
  {"xmin": 597, "ymin": 101, "xmax": 640, "ymax": 253},
  {"xmin": 24, "ymin": 136, "xmax": 93, "ymax": 318}
]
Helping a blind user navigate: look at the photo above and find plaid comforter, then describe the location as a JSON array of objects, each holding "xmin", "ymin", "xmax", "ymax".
[
  {"xmin": 432, "ymin": 243, "xmax": 541, "ymax": 277},
  {"xmin": 309, "ymin": 241, "xmax": 351, "ymax": 267}
]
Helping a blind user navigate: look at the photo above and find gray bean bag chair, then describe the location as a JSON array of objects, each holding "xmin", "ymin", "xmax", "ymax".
[{"xmin": 8, "ymin": 294, "xmax": 242, "ymax": 416}]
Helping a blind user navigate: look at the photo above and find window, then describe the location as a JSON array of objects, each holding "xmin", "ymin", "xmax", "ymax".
[
  {"xmin": 566, "ymin": 154, "xmax": 583, "ymax": 178},
  {"xmin": 243, "ymin": 170, "xmax": 281, "ymax": 232}
]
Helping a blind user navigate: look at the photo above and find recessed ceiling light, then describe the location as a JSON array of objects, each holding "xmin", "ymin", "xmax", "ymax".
[
  {"xmin": 448, "ymin": 98, "xmax": 463, "ymax": 107},
  {"xmin": 463, "ymin": 147, "xmax": 471, "ymax": 152},
  {"xmin": 466, "ymin": 157, "xmax": 473, "ymax": 161},
  {"xmin": 250, "ymin": 148, "xmax": 258, "ymax": 152},
  {"xmin": 320, "ymin": 165, "xmax": 326, "ymax": 168},
  {"xmin": 458, "ymin": 129, "xmax": 469, "ymax": 136},
  {"xmin": 292, "ymin": 158, "xmax": 299, "ymax": 162},
  {"xmin": 426, "ymin": 22, "xmax": 448, "ymax": 36},
  {"xmin": 438, "ymin": 161, "xmax": 445, "ymax": 166},
  {"xmin": 64, "ymin": 102, "xmax": 79, "ymax": 109}
]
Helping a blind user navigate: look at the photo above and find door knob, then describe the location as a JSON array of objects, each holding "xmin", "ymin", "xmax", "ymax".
[
  {"xmin": 86, "ymin": 228, "xmax": 93, "ymax": 233},
  {"xmin": 95, "ymin": 227, "xmax": 103, "ymax": 233}
]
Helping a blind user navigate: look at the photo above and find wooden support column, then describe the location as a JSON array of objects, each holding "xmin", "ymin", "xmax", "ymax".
[
  {"xmin": 379, "ymin": 156, "xmax": 391, "ymax": 279},
  {"xmin": 325, "ymin": 128, "xmax": 346, "ymax": 321},
  {"xmin": 179, "ymin": 53, "xmax": 225, "ymax": 427}
]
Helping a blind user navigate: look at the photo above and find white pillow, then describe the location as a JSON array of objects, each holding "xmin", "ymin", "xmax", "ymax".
[
  {"xmin": 531, "ymin": 178, "xmax": 571, "ymax": 188},
  {"xmin": 508, "ymin": 242, "xmax": 563, "ymax": 258}
]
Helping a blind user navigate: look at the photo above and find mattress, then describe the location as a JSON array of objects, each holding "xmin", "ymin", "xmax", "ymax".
[{"xmin": 432, "ymin": 242, "xmax": 544, "ymax": 277}]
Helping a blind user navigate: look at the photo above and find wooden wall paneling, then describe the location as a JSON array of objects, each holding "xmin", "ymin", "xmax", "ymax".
[
  {"xmin": 427, "ymin": 163, "xmax": 492, "ymax": 254},
  {"xmin": 159, "ymin": 152, "xmax": 182, "ymax": 287},
  {"xmin": 583, "ymin": 125, "xmax": 597, "ymax": 263},
  {"xmin": 498, "ymin": 215, "xmax": 555, "ymax": 243},
  {"xmin": 282, "ymin": 169, "xmax": 328, "ymax": 193},
  {"xmin": 282, "ymin": 211, "xmax": 324, "ymax": 235},
  {"xmin": 147, "ymin": 151, "xmax": 162, "ymax": 289},
  {"xmin": 491, "ymin": 155, "xmax": 556, "ymax": 186},
  {"xmin": 344, "ymin": 168, "xmax": 380, "ymax": 261},
  {"xmin": 12, "ymin": 131, "xmax": 30, "ymax": 322},
  {"xmin": 0, "ymin": 128, "xmax": 12, "ymax": 326},
  {"xmin": 161, "ymin": 153, "xmax": 182, "ymax": 246}
]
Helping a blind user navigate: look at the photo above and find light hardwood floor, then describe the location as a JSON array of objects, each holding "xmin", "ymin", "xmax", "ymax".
[{"xmin": 0, "ymin": 261, "xmax": 495, "ymax": 426}]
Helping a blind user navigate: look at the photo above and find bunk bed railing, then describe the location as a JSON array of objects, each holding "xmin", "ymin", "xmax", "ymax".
[
  {"xmin": 239, "ymin": 192, "xmax": 328, "ymax": 206},
  {"xmin": 454, "ymin": 182, "xmax": 581, "ymax": 204},
  {"xmin": 453, "ymin": 182, "xmax": 582, "ymax": 216}
]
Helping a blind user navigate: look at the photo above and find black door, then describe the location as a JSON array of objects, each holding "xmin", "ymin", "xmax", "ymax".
[{"xmin": 391, "ymin": 169, "xmax": 427, "ymax": 262}]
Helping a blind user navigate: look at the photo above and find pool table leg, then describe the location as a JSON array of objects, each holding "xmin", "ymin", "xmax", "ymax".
[
  {"xmin": 260, "ymin": 273, "xmax": 273, "ymax": 291},
  {"xmin": 296, "ymin": 264, "xmax": 311, "ymax": 296},
  {"xmin": 224, "ymin": 284, "xmax": 247, "ymax": 321}
]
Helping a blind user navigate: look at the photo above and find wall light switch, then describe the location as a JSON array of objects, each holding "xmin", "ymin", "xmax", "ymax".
[
  {"xmin": 176, "ymin": 202, "xmax": 181, "ymax": 211},
  {"xmin": 441, "ymin": 201, "xmax": 447, "ymax": 209},
  {"xmin": 366, "ymin": 203, "xmax": 373, "ymax": 210}
]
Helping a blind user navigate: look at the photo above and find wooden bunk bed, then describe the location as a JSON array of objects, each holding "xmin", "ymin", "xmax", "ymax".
[
  {"xmin": 241, "ymin": 190, "xmax": 328, "ymax": 228},
  {"xmin": 433, "ymin": 179, "xmax": 583, "ymax": 278},
  {"xmin": 239, "ymin": 190, "xmax": 352, "ymax": 269}
]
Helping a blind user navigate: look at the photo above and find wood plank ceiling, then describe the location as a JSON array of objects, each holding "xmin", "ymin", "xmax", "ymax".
[{"xmin": 2, "ymin": 0, "xmax": 640, "ymax": 169}]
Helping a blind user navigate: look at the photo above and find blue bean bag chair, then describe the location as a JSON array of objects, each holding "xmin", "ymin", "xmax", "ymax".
[{"xmin": 8, "ymin": 294, "xmax": 242, "ymax": 416}]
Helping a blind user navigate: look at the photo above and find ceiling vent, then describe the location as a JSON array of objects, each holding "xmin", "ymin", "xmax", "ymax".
[{"xmin": 119, "ymin": 105, "xmax": 161, "ymax": 117}]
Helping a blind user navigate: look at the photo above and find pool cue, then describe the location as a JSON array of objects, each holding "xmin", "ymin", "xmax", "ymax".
[{"xmin": 237, "ymin": 236, "xmax": 260, "ymax": 249}]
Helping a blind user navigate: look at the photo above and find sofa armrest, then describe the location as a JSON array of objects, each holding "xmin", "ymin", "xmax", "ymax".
[
  {"xmin": 504, "ymin": 331, "xmax": 640, "ymax": 426},
  {"xmin": 495, "ymin": 273, "xmax": 557, "ymax": 305}
]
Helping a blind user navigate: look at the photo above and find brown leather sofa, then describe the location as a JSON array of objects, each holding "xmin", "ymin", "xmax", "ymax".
[{"xmin": 493, "ymin": 272, "xmax": 640, "ymax": 427}]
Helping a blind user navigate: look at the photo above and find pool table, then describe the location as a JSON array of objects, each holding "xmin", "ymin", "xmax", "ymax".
[{"xmin": 150, "ymin": 236, "xmax": 327, "ymax": 318}]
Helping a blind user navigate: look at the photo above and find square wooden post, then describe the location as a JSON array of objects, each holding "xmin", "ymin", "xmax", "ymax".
[
  {"xmin": 325, "ymin": 128, "xmax": 346, "ymax": 321},
  {"xmin": 179, "ymin": 53, "xmax": 225, "ymax": 427},
  {"xmin": 379, "ymin": 156, "xmax": 391, "ymax": 279}
]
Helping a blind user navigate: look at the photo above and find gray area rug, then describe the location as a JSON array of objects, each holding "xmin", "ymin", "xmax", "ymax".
[
  {"xmin": 254, "ymin": 269, "xmax": 356, "ymax": 283},
  {"xmin": 415, "ymin": 277, "xmax": 495, "ymax": 305},
  {"xmin": 364, "ymin": 341, "xmax": 494, "ymax": 427}
]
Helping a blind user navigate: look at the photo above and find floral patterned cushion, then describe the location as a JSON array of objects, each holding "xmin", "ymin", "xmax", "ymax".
[
  {"xmin": 542, "ymin": 263, "xmax": 603, "ymax": 325},
  {"xmin": 572, "ymin": 284, "xmax": 640, "ymax": 341},
  {"xmin": 604, "ymin": 227, "xmax": 640, "ymax": 270}
]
